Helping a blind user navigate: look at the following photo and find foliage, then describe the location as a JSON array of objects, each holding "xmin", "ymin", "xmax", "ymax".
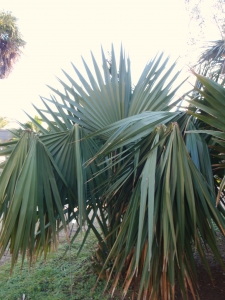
[
  {"xmin": 23, "ymin": 115, "xmax": 43, "ymax": 132},
  {"xmin": 0, "ymin": 46, "xmax": 225, "ymax": 300},
  {"xmin": 186, "ymin": 37, "xmax": 225, "ymax": 204},
  {"xmin": 187, "ymin": 35, "xmax": 225, "ymax": 204},
  {"xmin": 0, "ymin": 11, "xmax": 25, "ymax": 79}
]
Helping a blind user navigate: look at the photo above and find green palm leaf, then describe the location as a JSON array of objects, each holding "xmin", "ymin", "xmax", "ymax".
[
  {"xmin": 38, "ymin": 46, "xmax": 184, "ymax": 134},
  {"xmin": 0, "ymin": 131, "xmax": 69, "ymax": 268},
  {"xmin": 94, "ymin": 123, "xmax": 225, "ymax": 300},
  {"xmin": 187, "ymin": 73, "xmax": 225, "ymax": 204}
]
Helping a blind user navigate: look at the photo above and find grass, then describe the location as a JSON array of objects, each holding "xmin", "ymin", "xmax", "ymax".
[{"xmin": 0, "ymin": 231, "xmax": 121, "ymax": 300}]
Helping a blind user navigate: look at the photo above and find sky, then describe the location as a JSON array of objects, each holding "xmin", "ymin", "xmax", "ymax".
[{"xmin": 0, "ymin": 0, "xmax": 222, "ymax": 126}]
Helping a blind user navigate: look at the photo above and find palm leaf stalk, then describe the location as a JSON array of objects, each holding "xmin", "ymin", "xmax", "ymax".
[{"xmin": 0, "ymin": 46, "xmax": 224, "ymax": 299}]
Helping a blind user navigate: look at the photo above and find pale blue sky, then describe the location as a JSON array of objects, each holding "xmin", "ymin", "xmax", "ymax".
[{"xmin": 0, "ymin": 0, "xmax": 219, "ymax": 124}]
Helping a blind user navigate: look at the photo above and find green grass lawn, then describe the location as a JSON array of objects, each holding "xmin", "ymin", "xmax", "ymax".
[{"xmin": 0, "ymin": 233, "xmax": 118, "ymax": 300}]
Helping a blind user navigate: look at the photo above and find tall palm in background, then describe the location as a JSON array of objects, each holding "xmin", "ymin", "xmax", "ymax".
[
  {"xmin": 0, "ymin": 11, "xmax": 25, "ymax": 79},
  {"xmin": 194, "ymin": 38, "xmax": 225, "ymax": 84},
  {"xmin": 0, "ymin": 46, "xmax": 225, "ymax": 300}
]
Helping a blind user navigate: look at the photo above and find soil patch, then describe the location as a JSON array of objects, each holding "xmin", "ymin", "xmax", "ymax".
[{"xmin": 176, "ymin": 233, "xmax": 225, "ymax": 300}]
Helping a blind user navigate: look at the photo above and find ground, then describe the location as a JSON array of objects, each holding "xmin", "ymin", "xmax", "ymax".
[
  {"xmin": 176, "ymin": 233, "xmax": 225, "ymax": 300},
  {"xmin": 1, "ymin": 230, "xmax": 225, "ymax": 299}
]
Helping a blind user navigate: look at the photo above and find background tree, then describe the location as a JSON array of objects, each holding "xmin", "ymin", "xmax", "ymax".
[
  {"xmin": 23, "ymin": 115, "xmax": 43, "ymax": 133},
  {"xmin": 0, "ymin": 116, "xmax": 9, "ymax": 129},
  {"xmin": 187, "ymin": 34, "xmax": 225, "ymax": 201},
  {"xmin": 0, "ymin": 11, "xmax": 25, "ymax": 79}
]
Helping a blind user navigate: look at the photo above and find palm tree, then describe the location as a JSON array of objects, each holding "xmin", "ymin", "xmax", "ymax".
[
  {"xmin": 0, "ymin": 46, "xmax": 224, "ymax": 300},
  {"xmin": 197, "ymin": 39, "xmax": 225, "ymax": 67},
  {"xmin": 0, "ymin": 11, "xmax": 25, "ymax": 79}
]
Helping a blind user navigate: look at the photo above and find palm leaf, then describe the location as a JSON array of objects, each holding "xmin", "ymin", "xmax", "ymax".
[
  {"xmin": 0, "ymin": 131, "xmax": 70, "ymax": 268},
  {"xmin": 187, "ymin": 73, "xmax": 225, "ymax": 201},
  {"xmin": 94, "ymin": 123, "xmax": 225, "ymax": 300}
]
